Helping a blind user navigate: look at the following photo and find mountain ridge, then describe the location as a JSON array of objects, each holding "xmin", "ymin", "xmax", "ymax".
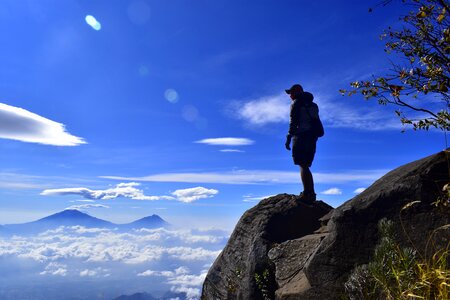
[{"xmin": 1, "ymin": 209, "xmax": 170, "ymax": 235}]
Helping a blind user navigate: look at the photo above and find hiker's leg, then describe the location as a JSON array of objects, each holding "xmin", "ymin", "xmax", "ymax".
[{"xmin": 300, "ymin": 165, "xmax": 314, "ymax": 194}]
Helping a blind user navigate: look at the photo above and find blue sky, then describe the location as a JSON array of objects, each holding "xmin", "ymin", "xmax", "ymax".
[{"xmin": 0, "ymin": 0, "xmax": 446, "ymax": 229}]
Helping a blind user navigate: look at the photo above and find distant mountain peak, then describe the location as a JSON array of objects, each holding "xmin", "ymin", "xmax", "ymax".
[
  {"xmin": 124, "ymin": 214, "xmax": 169, "ymax": 229},
  {"xmin": 139, "ymin": 214, "xmax": 163, "ymax": 220},
  {"xmin": 40, "ymin": 209, "xmax": 96, "ymax": 220}
]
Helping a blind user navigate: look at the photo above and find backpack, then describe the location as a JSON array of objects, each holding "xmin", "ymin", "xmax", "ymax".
[{"xmin": 305, "ymin": 105, "xmax": 325, "ymax": 138}]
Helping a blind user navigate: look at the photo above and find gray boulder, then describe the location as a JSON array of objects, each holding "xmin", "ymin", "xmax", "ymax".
[
  {"xmin": 201, "ymin": 194, "xmax": 332, "ymax": 300},
  {"xmin": 303, "ymin": 150, "xmax": 449, "ymax": 298}
]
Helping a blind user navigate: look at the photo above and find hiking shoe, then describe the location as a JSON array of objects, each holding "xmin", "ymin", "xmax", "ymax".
[{"xmin": 298, "ymin": 192, "xmax": 316, "ymax": 204}]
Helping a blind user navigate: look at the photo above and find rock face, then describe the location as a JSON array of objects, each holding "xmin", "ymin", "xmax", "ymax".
[
  {"xmin": 201, "ymin": 151, "xmax": 450, "ymax": 299},
  {"xmin": 201, "ymin": 194, "xmax": 333, "ymax": 300}
]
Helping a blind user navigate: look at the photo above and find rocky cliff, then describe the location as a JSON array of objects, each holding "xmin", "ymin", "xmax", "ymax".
[{"xmin": 201, "ymin": 151, "xmax": 450, "ymax": 299}]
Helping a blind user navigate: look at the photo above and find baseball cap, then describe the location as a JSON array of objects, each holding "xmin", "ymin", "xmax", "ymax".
[{"xmin": 285, "ymin": 84, "xmax": 303, "ymax": 94}]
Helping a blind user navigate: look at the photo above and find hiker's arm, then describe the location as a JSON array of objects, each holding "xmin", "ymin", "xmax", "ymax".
[
  {"xmin": 287, "ymin": 100, "xmax": 299, "ymax": 138},
  {"xmin": 285, "ymin": 135, "xmax": 291, "ymax": 150}
]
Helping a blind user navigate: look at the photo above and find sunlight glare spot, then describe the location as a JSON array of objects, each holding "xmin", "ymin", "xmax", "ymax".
[
  {"xmin": 165, "ymin": 89, "xmax": 179, "ymax": 103},
  {"xmin": 127, "ymin": 1, "xmax": 151, "ymax": 25},
  {"xmin": 138, "ymin": 65, "xmax": 149, "ymax": 76},
  {"xmin": 182, "ymin": 105, "xmax": 199, "ymax": 122},
  {"xmin": 85, "ymin": 15, "xmax": 101, "ymax": 31}
]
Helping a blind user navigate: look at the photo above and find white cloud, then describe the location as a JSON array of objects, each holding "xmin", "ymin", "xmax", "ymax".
[
  {"xmin": 137, "ymin": 267, "xmax": 189, "ymax": 278},
  {"xmin": 321, "ymin": 188, "xmax": 343, "ymax": 195},
  {"xmin": 171, "ymin": 187, "xmax": 218, "ymax": 203},
  {"xmin": 233, "ymin": 94, "xmax": 289, "ymax": 125},
  {"xmin": 0, "ymin": 103, "xmax": 86, "ymax": 146},
  {"xmin": 195, "ymin": 137, "xmax": 254, "ymax": 146},
  {"xmin": 136, "ymin": 266, "xmax": 205, "ymax": 300},
  {"xmin": 220, "ymin": 149, "xmax": 245, "ymax": 153},
  {"xmin": 80, "ymin": 269, "xmax": 97, "ymax": 277},
  {"xmin": 171, "ymin": 286, "xmax": 201, "ymax": 300},
  {"xmin": 354, "ymin": 187, "xmax": 366, "ymax": 194},
  {"xmin": 229, "ymin": 91, "xmax": 402, "ymax": 131},
  {"xmin": 137, "ymin": 270, "xmax": 157, "ymax": 277},
  {"xmin": 242, "ymin": 194, "xmax": 274, "ymax": 202},
  {"xmin": 167, "ymin": 271, "xmax": 207, "ymax": 287},
  {"xmin": 65, "ymin": 204, "xmax": 110, "ymax": 210},
  {"xmin": 102, "ymin": 169, "xmax": 388, "ymax": 185},
  {"xmin": 135, "ymin": 228, "xmax": 227, "ymax": 244},
  {"xmin": 174, "ymin": 266, "xmax": 189, "ymax": 275},
  {"xmin": 40, "ymin": 262, "xmax": 67, "ymax": 276},
  {"xmin": 79, "ymin": 267, "xmax": 109, "ymax": 277},
  {"xmin": 41, "ymin": 182, "xmax": 175, "ymax": 201},
  {"xmin": 42, "ymin": 183, "xmax": 218, "ymax": 203}
]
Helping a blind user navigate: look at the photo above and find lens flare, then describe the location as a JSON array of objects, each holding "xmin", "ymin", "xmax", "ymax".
[
  {"xmin": 164, "ymin": 89, "xmax": 179, "ymax": 103},
  {"xmin": 85, "ymin": 15, "xmax": 101, "ymax": 31}
]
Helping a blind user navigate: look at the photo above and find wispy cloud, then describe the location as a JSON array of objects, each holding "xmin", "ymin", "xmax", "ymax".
[
  {"xmin": 229, "ymin": 91, "xmax": 402, "ymax": 131},
  {"xmin": 320, "ymin": 188, "xmax": 343, "ymax": 195},
  {"xmin": 69, "ymin": 200, "xmax": 95, "ymax": 203},
  {"xmin": 137, "ymin": 266, "xmax": 189, "ymax": 277},
  {"xmin": 102, "ymin": 169, "xmax": 388, "ymax": 185},
  {"xmin": 0, "ymin": 172, "xmax": 59, "ymax": 190},
  {"xmin": 242, "ymin": 194, "xmax": 274, "ymax": 202},
  {"xmin": 0, "ymin": 103, "xmax": 85, "ymax": 146},
  {"xmin": 65, "ymin": 204, "xmax": 110, "ymax": 210},
  {"xmin": 41, "ymin": 183, "xmax": 218, "ymax": 203},
  {"xmin": 354, "ymin": 187, "xmax": 366, "ymax": 194},
  {"xmin": 220, "ymin": 149, "xmax": 245, "ymax": 153},
  {"xmin": 195, "ymin": 137, "xmax": 254, "ymax": 146}
]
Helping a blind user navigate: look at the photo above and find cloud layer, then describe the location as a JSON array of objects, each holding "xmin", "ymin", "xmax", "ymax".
[
  {"xmin": 102, "ymin": 169, "xmax": 388, "ymax": 185},
  {"xmin": 0, "ymin": 226, "xmax": 228, "ymax": 299},
  {"xmin": 0, "ymin": 103, "xmax": 85, "ymax": 146},
  {"xmin": 41, "ymin": 182, "xmax": 218, "ymax": 203}
]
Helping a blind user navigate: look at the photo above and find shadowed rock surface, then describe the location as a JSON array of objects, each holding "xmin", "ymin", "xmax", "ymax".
[
  {"xmin": 201, "ymin": 194, "xmax": 332, "ymax": 300},
  {"xmin": 201, "ymin": 151, "xmax": 450, "ymax": 299}
]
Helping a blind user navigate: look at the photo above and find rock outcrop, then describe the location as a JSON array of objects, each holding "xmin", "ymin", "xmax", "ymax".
[{"xmin": 201, "ymin": 150, "xmax": 450, "ymax": 299}]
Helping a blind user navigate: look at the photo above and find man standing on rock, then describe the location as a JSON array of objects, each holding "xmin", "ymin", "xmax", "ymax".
[{"xmin": 285, "ymin": 84, "xmax": 323, "ymax": 204}]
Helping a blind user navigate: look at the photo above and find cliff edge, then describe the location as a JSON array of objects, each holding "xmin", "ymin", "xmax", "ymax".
[{"xmin": 201, "ymin": 151, "xmax": 450, "ymax": 299}]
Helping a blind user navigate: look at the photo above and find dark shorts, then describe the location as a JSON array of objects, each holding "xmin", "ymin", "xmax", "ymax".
[{"xmin": 292, "ymin": 135, "xmax": 317, "ymax": 167}]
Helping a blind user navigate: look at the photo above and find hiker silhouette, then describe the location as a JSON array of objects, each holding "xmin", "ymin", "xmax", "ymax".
[{"xmin": 285, "ymin": 84, "xmax": 324, "ymax": 204}]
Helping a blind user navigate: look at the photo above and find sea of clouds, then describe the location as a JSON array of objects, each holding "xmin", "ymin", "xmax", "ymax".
[{"xmin": 0, "ymin": 226, "xmax": 229, "ymax": 300}]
